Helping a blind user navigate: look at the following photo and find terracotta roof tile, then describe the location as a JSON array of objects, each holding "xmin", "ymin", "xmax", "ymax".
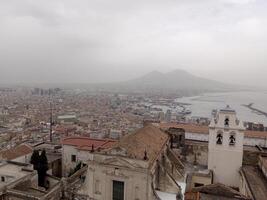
[
  {"xmin": 0, "ymin": 144, "xmax": 33, "ymax": 160},
  {"xmin": 244, "ymin": 130, "xmax": 267, "ymax": 139},
  {"xmin": 111, "ymin": 125, "xmax": 169, "ymax": 165},
  {"xmin": 62, "ymin": 136, "xmax": 116, "ymax": 151},
  {"xmin": 159, "ymin": 123, "xmax": 209, "ymax": 134},
  {"xmin": 159, "ymin": 123, "xmax": 267, "ymax": 139}
]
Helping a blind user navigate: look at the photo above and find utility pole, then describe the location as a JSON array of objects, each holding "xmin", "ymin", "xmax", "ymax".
[
  {"xmin": 49, "ymin": 89, "xmax": 53, "ymax": 143},
  {"xmin": 50, "ymin": 101, "xmax": 53, "ymax": 142}
]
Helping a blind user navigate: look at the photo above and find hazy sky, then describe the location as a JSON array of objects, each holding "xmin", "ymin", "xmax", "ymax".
[{"xmin": 0, "ymin": 0, "xmax": 267, "ymax": 86}]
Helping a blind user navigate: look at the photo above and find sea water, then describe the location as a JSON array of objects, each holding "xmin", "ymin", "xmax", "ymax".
[{"xmin": 176, "ymin": 91, "xmax": 267, "ymax": 126}]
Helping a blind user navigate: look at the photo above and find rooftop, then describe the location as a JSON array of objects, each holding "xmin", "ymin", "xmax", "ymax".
[
  {"xmin": 11, "ymin": 174, "xmax": 60, "ymax": 198},
  {"xmin": 244, "ymin": 130, "xmax": 267, "ymax": 139},
  {"xmin": 220, "ymin": 105, "xmax": 236, "ymax": 113},
  {"xmin": 186, "ymin": 183, "xmax": 249, "ymax": 200},
  {"xmin": 259, "ymin": 156, "xmax": 267, "ymax": 172},
  {"xmin": 110, "ymin": 125, "xmax": 169, "ymax": 165},
  {"xmin": 62, "ymin": 136, "xmax": 116, "ymax": 151},
  {"xmin": 0, "ymin": 144, "xmax": 33, "ymax": 160},
  {"xmin": 158, "ymin": 123, "xmax": 267, "ymax": 139},
  {"xmin": 33, "ymin": 142, "xmax": 62, "ymax": 151},
  {"xmin": 159, "ymin": 123, "xmax": 209, "ymax": 134},
  {"xmin": 12, "ymin": 184, "xmax": 46, "ymax": 197},
  {"xmin": 0, "ymin": 161, "xmax": 34, "ymax": 188},
  {"xmin": 241, "ymin": 165, "xmax": 267, "ymax": 200},
  {"xmin": 57, "ymin": 115, "xmax": 77, "ymax": 119}
]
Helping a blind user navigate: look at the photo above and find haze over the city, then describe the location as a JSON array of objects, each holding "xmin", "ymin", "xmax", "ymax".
[{"xmin": 0, "ymin": 0, "xmax": 267, "ymax": 86}]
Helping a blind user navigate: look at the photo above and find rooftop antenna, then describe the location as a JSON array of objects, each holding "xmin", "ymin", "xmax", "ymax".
[{"xmin": 49, "ymin": 90, "xmax": 53, "ymax": 143}]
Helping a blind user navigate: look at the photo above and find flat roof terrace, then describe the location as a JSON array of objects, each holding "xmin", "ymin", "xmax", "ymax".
[
  {"xmin": 0, "ymin": 161, "xmax": 34, "ymax": 189},
  {"xmin": 241, "ymin": 165, "xmax": 267, "ymax": 200}
]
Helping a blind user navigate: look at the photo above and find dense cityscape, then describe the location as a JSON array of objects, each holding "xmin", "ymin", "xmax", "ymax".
[
  {"xmin": 0, "ymin": 86, "xmax": 266, "ymax": 200},
  {"xmin": 1, "ymin": 0, "xmax": 267, "ymax": 199}
]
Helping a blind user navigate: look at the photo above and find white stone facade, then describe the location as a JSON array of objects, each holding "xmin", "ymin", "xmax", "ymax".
[
  {"xmin": 208, "ymin": 106, "xmax": 244, "ymax": 187},
  {"xmin": 62, "ymin": 145, "xmax": 94, "ymax": 176},
  {"xmin": 185, "ymin": 132, "xmax": 208, "ymax": 142},
  {"xmin": 80, "ymin": 154, "xmax": 153, "ymax": 200}
]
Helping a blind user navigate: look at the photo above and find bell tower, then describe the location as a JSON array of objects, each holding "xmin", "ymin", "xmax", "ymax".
[{"xmin": 208, "ymin": 105, "xmax": 244, "ymax": 187}]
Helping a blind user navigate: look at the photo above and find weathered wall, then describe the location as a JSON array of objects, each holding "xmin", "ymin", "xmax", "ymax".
[
  {"xmin": 84, "ymin": 159, "xmax": 150, "ymax": 200},
  {"xmin": 62, "ymin": 145, "xmax": 93, "ymax": 177},
  {"xmin": 183, "ymin": 142, "xmax": 208, "ymax": 166}
]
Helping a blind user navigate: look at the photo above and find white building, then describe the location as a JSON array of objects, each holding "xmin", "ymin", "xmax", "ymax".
[
  {"xmin": 61, "ymin": 136, "xmax": 116, "ymax": 176},
  {"xmin": 57, "ymin": 114, "xmax": 77, "ymax": 124},
  {"xmin": 208, "ymin": 106, "xmax": 244, "ymax": 187},
  {"xmin": 109, "ymin": 129, "xmax": 122, "ymax": 139},
  {"xmin": 158, "ymin": 121, "xmax": 267, "ymax": 148},
  {"xmin": 78, "ymin": 125, "xmax": 183, "ymax": 200}
]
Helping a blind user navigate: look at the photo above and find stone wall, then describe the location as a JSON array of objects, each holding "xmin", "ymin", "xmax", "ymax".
[{"xmin": 183, "ymin": 141, "xmax": 208, "ymax": 166}]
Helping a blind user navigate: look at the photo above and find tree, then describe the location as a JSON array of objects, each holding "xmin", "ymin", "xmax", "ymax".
[
  {"xmin": 30, "ymin": 149, "xmax": 49, "ymax": 188},
  {"xmin": 39, "ymin": 150, "xmax": 48, "ymax": 170},
  {"xmin": 38, "ymin": 150, "xmax": 48, "ymax": 188},
  {"xmin": 30, "ymin": 150, "xmax": 39, "ymax": 170}
]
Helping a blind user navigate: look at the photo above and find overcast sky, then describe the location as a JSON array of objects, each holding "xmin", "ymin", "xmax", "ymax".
[{"xmin": 0, "ymin": 0, "xmax": 267, "ymax": 86}]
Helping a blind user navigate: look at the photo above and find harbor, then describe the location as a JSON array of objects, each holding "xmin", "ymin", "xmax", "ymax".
[
  {"xmin": 175, "ymin": 91, "xmax": 267, "ymax": 126},
  {"xmin": 242, "ymin": 103, "xmax": 267, "ymax": 117}
]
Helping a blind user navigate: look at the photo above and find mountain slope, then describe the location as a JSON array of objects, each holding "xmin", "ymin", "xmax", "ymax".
[
  {"xmin": 126, "ymin": 69, "xmax": 234, "ymax": 90},
  {"xmin": 92, "ymin": 69, "xmax": 238, "ymax": 94}
]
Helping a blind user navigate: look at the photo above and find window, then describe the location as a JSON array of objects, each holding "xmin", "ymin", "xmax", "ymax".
[
  {"xmin": 229, "ymin": 133, "xmax": 236, "ymax": 146},
  {"xmin": 71, "ymin": 155, "xmax": 76, "ymax": 162},
  {"xmin": 113, "ymin": 180, "xmax": 124, "ymax": 200},
  {"xmin": 1, "ymin": 176, "xmax": 5, "ymax": 182},
  {"xmin": 224, "ymin": 117, "xmax": 229, "ymax": 127},
  {"xmin": 216, "ymin": 133, "xmax": 223, "ymax": 145}
]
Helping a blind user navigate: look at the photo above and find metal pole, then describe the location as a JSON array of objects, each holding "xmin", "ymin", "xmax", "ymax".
[{"xmin": 50, "ymin": 100, "xmax": 53, "ymax": 142}]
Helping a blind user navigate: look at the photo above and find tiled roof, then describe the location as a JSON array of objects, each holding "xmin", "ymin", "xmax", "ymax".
[
  {"xmin": 0, "ymin": 144, "xmax": 33, "ymax": 160},
  {"xmin": 110, "ymin": 125, "xmax": 169, "ymax": 165},
  {"xmin": 159, "ymin": 123, "xmax": 209, "ymax": 134},
  {"xmin": 159, "ymin": 123, "xmax": 267, "ymax": 139},
  {"xmin": 244, "ymin": 130, "xmax": 267, "ymax": 139},
  {"xmin": 62, "ymin": 136, "xmax": 116, "ymax": 151}
]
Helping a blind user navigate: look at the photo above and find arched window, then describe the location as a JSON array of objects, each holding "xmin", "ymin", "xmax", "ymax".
[
  {"xmin": 229, "ymin": 133, "xmax": 236, "ymax": 146},
  {"xmin": 216, "ymin": 132, "xmax": 223, "ymax": 145},
  {"xmin": 224, "ymin": 117, "xmax": 229, "ymax": 127}
]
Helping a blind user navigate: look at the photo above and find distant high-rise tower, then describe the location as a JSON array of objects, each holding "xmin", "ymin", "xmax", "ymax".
[
  {"xmin": 165, "ymin": 109, "xmax": 172, "ymax": 122},
  {"xmin": 208, "ymin": 105, "xmax": 244, "ymax": 187}
]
